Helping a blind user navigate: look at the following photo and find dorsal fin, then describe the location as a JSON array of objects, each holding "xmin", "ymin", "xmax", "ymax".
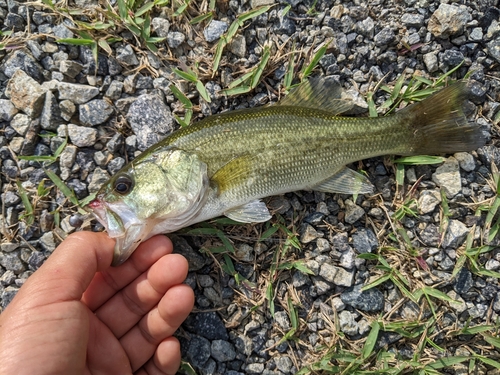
[{"xmin": 278, "ymin": 77, "xmax": 354, "ymax": 115}]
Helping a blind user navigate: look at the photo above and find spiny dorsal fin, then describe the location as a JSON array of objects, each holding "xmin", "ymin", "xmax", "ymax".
[
  {"xmin": 278, "ymin": 77, "xmax": 354, "ymax": 115},
  {"xmin": 313, "ymin": 167, "xmax": 374, "ymax": 195}
]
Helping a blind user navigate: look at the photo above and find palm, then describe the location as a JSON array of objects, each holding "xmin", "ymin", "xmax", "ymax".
[{"xmin": 0, "ymin": 233, "xmax": 194, "ymax": 375}]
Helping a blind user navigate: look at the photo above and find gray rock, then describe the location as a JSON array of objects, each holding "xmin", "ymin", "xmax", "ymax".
[
  {"xmin": 417, "ymin": 190, "xmax": 441, "ymax": 215},
  {"xmin": 3, "ymin": 191, "xmax": 21, "ymax": 207},
  {"xmin": 344, "ymin": 200, "xmax": 365, "ymax": 224},
  {"xmin": 0, "ymin": 252, "xmax": 25, "ymax": 274},
  {"xmin": 442, "ymin": 220, "xmax": 468, "ymax": 249},
  {"xmin": 423, "ymin": 52, "xmax": 438, "ymax": 73},
  {"xmin": 251, "ymin": 0, "xmax": 275, "ymax": 7},
  {"xmin": 0, "ymin": 270, "xmax": 16, "ymax": 286},
  {"xmin": 1, "ymin": 243, "xmax": 19, "ymax": 252},
  {"xmin": 10, "ymin": 113, "xmax": 30, "ymax": 136},
  {"xmin": 41, "ymin": 90, "xmax": 64, "ymax": 130},
  {"xmin": 59, "ymin": 100, "xmax": 76, "ymax": 121},
  {"xmin": 6, "ymin": 69, "xmax": 46, "ymax": 118},
  {"xmin": 1, "ymin": 287, "xmax": 20, "ymax": 309},
  {"xmin": 339, "ymin": 248, "xmax": 356, "ymax": 269},
  {"xmin": 454, "ymin": 152, "xmax": 475, "ymax": 172},
  {"xmin": 300, "ymin": 224, "xmax": 322, "ymax": 243},
  {"xmin": 356, "ymin": 17, "xmax": 374, "ymax": 38},
  {"xmin": 5, "ymin": 13, "xmax": 25, "ymax": 32},
  {"xmin": 246, "ymin": 363, "xmax": 265, "ymax": 374},
  {"xmin": 1, "ymin": 50, "xmax": 44, "ymax": 82},
  {"xmin": 53, "ymin": 23, "xmax": 74, "ymax": 39},
  {"xmin": 57, "ymin": 82, "xmax": 99, "ymax": 104},
  {"xmin": 334, "ymin": 267, "xmax": 355, "ymax": 287},
  {"xmin": 116, "ymin": 44, "xmax": 139, "ymax": 66},
  {"xmin": 432, "ymin": 157, "xmax": 461, "ymax": 198},
  {"xmin": 192, "ymin": 312, "xmax": 229, "ymax": 340},
  {"xmin": 401, "ymin": 13, "xmax": 425, "ymax": 28},
  {"xmin": 204, "ymin": 20, "xmax": 228, "ymax": 43},
  {"xmin": 229, "ymin": 34, "xmax": 247, "ymax": 58},
  {"xmin": 338, "ymin": 310, "xmax": 359, "ymax": 336},
  {"xmin": 0, "ymin": 99, "xmax": 18, "ymax": 121},
  {"xmin": 275, "ymin": 356, "xmax": 293, "ymax": 373},
  {"xmin": 374, "ymin": 27, "xmax": 396, "ymax": 47},
  {"xmin": 454, "ymin": 267, "xmax": 473, "ymax": 294},
  {"xmin": 486, "ymin": 39, "xmax": 500, "ymax": 64},
  {"xmin": 319, "ymin": 263, "xmax": 337, "ymax": 283},
  {"xmin": 469, "ymin": 27, "xmax": 483, "ymax": 42},
  {"xmin": 186, "ymin": 335, "xmax": 211, "ymax": 368},
  {"xmin": 67, "ymin": 124, "xmax": 97, "ymax": 148},
  {"xmin": 106, "ymin": 133, "xmax": 124, "ymax": 154},
  {"xmin": 234, "ymin": 243, "xmax": 253, "ymax": 262},
  {"xmin": 79, "ymin": 99, "xmax": 114, "ymax": 126},
  {"xmin": 274, "ymin": 310, "xmax": 291, "ymax": 331},
  {"xmin": 447, "ymin": 290, "xmax": 467, "ymax": 313},
  {"xmin": 39, "ymin": 231, "xmax": 56, "ymax": 252},
  {"xmin": 340, "ymin": 284, "xmax": 384, "ymax": 312},
  {"xmin": 105, "ymin": 81, "xmax": 124, "ymax": 100},
  {"xmin": 352, "ymin": 228, "xmax": 378, "ymax": 253},
  {"xmin": 107, "ymin": 157, "xmax": 126, "ymax": 175},
  {"xmin": 211, "ymin": 340, "xmax": 237, "ymax": 362},
  {"xmin": 59, "ymin": 60, "xmax": 83, "ymax": 78},
  {"xmin": 428, "ymin": 3, "xmax": 470, "ymax": 38},
  {"xmin": 88, "ymin": 168, "xmax": 110, "ymax": 194},
  {"xmin": 152, "ymin": 17, "xmax": 170, "ymax": 37},
  {"xmin": 126, "ymin": 94, "xmax": 174, "ymax": 150},
  {"xmin": 166, "ymin": 31, "xmax": 185, "ymax": 48},
  {"xmin": 487, "ymin": 19, "xmax": 500, "ymax": 40}
]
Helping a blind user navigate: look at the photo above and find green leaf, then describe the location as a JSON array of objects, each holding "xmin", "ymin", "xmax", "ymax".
[
  {"xmin": 135, "ymin": 1, "xmax": 155, "ymax": 17},
  {"xmin": 173, "ymin": 68, "xmax": 198, "ymax": 83},
  {"xmin": 483, "ymin": 333, "xmax": 500, "ymax": 349},
  {"xmin": 196, "ymin": 80, "xmax": 212, "ymax": 103},
  {"xmin": 362, "ymin": 321, "xmax": 380, "ymax": 360},
  {"xmin": 57, "ymin": 38, "xmax": 95, "ymax": 46},
  {"xmin": 190, "ymin": 12, "xmax": 213, "ymax": 25},
  {"xmin": 45, "ymin": 169, "xmax": 80, "ymax": 206},
  {"xmin": 251, "ymin": 46, "xmax": 270, "ymax": 89},
  {"xmin": 170, "ymin": 84, "xmax": 193, "ymax": 109},
  {"xmin": 16, "ymin": 181, "xmax": 34, "ymax": 226},
  {"xmin": 266, "ymin": 282, "xmax": 275, "ymax": 317},
  {"xmin": 302, "ymin": 43, "xmax": 328, "ymax": 79},
  {"xmin": 361, "ymin": 274, "xmax": 391, "ymax": 290},
  {"xmin": 238, "ymin": 5, "xmax": 271, "ymax": 23}
]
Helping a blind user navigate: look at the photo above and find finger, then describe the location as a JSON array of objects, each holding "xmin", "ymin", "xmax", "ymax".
[
  {"xmin": 139, "ymin": 338, "xmax": 182, "ymax": 375},
  {"xmin": 11, "ymin": 232, "xmax": 115, "ymax": 309},
  {"xmin": 95, "ymin": 253, "xmax": 189, "ymax": 338},
  {"xmin": 121, "ymin": 284, "xmax": 194, "ymax": 371},
  {"xmin": 82, "ymin": 235, "xmax": 173, "ymax": 311}
]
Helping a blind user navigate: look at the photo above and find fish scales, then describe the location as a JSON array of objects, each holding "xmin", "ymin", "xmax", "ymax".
[{"xmin": 87, "ymin": 79, "xmax": 487, "ymax": 265}]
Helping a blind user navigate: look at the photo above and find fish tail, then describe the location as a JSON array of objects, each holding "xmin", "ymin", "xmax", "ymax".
[{"xmin": 400, "ymin": 82, "xmax": 486, "ymax": 155}]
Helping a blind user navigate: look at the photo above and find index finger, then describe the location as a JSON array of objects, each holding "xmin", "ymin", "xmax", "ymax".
[{"xmin": 82, "ymin": 235, "xmax": 174, "ymax": 311}]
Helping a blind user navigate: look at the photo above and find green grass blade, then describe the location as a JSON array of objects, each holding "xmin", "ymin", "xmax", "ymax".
[
  {"xmin": 135, "ymin": 1, "xmax": 155, "ymax": 17},
  {"xmin": 362, "ymin": 320, "xmax": 380, "ymax": 360},
  {"xmin": 45, "ymin": 169, "xmax": 80, "ymax": 206},
  {"xmin": 393, "ymin": 156, "xmax": 446, "ymax": 165},
  {"xmin": 251, "ymin": 46, "xmax": 270, "ymax": 89},
  {"xmin": 238, "ymin": 5, "xmax": 271, "ymax": 22},
  {"xmin": 196, "ymin": 80, "xmax": 212, "ymax": 103},
  {"xmin": 16, "ymin": 181, "xmax": 34, "ymax": 225},
  {"xmin": 302, "ymin": 43, "xmax": 327, "ymax": 79},
  {"xmin": 190, "ymin": 12, "xmax": 213, "ymax": 25},
  {"xmin": 173, "ymin": 68, "xmax": 198, "ymax": 83},
  {"xmin": 170, "ymin": 84, "xmax": 193, "ymax": 109}
]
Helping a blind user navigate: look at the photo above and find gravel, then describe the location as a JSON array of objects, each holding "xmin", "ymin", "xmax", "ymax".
[{"xmin": 1, "ymin": 0, "xmax": 500, "ymax": 373}]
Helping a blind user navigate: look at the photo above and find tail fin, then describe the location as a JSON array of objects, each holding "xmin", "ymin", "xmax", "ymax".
[{"xmin": 400, "ymin": 82, "xmax": 486, "ymax": 155}]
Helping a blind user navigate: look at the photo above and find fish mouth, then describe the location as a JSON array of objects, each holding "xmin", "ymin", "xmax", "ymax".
[{"xmin": 86, "ymin": 197, "xmax": 152, "ymax": 267}]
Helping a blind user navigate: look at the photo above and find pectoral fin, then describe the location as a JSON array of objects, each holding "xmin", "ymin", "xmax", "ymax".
[
  {"xmin": 212, "ymin": 154, "xmax": 256, "ymax": 194},
  {"xmin": 313, "ymin": 167, "xmax": 374, "ymax": 195},
  {"xmin": 224, "ymin": 200, "xmax": 272, "ymax": 223}
]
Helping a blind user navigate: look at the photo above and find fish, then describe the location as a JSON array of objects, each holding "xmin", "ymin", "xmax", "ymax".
[{"xmin": 86, "ymin": 78, "xmax": 486, "ymax": 266}]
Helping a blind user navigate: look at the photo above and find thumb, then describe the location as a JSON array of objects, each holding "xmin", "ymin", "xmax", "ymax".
[{"xmin": 10, "ymin": 231, "xmax": 115, "ymax": 310}]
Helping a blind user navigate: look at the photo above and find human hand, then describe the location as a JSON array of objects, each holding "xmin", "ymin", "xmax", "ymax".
[{"xmin": 0, "ymin": 232, "xmax": 194, "ymax": 375}]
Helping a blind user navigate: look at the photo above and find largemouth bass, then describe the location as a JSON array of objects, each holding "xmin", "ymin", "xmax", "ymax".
[{"xmin": 87, "ymin": 78, "xmax": 486, "ymax": 265}]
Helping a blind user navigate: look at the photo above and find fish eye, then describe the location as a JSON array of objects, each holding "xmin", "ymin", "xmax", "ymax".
[{"xmin": 113, "ymin": 175, "xmax": 134, "ymax": 195}]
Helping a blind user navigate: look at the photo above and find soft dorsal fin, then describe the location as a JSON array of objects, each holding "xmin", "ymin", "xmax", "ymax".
[
  {"xmin": 211, "ymin": 154, "xmax": 256, "ymax": 194},
  {"xmin": 313, "ymin": 167, "xmax": 374, "ymax": 195},
  {"xmin": 278, "ymin": 77, "xmax": 354, "ymax": 115}
]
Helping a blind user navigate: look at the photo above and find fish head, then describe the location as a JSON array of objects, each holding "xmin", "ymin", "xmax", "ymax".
[{"xmin": 86, "ymin": 148, "xmax": 209, "ymax": 266}]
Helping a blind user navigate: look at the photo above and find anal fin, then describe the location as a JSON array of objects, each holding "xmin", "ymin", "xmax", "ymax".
[
  {"xmin": 313, "ymin": 167, "xmax": 374, "ymax": 195},
  {"xmin": 224, "ymin": 200, "xmax": 272, "ymax": 223}
]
